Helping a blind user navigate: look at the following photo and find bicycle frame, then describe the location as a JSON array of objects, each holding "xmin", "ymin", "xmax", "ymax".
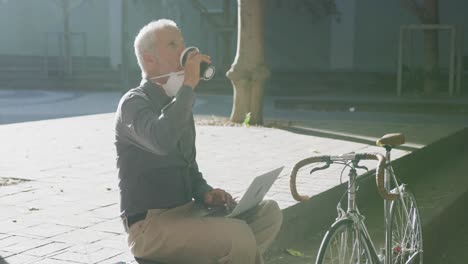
[
  {"xmin": 296, "ymin": 135, "xmax": 423, "ymax": 264},
  {"xmin": 384, "ymin": 149, "xmax": 419, "ymax": 264},
  {"xmin": 338, "ymin": 149, "xmax": 408, "ymax": 264},
  {"xmin": 384, "ymin": 149, "xmax": 393, "ymax": 264},
  {"xmin": 339, "ymin": 166, "xmax": 382, "ymax": 264}
]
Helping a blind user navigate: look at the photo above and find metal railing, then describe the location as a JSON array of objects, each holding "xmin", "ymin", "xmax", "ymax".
[{"xmin": 396, "ymin": 24, "xmax": 464, "ymax": 96}]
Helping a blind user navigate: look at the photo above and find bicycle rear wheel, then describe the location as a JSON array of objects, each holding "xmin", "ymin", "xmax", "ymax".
[
  {"xmin": 390, "ymin": 185, "xmax": 423, "ymax": 264},
  {"xmin": 315, "ymin": 218, "xmax": 373, "ymax": 264}
]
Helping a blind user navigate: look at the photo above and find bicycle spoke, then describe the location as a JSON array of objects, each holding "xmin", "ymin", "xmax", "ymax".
[
  {"xmin": 350, "ymin": 231, "xmax": 358, "ymax": 264},
  {"xmin": 390, "ymin": 188, "xmax": 423, "ymax": 264},
  {"xmin": 308, "ymin": 152, "xmax": 423, "ymax": 264},
  {"xmin": 319, "ymin": 220, "xmax": 372, "ymax": 264}
]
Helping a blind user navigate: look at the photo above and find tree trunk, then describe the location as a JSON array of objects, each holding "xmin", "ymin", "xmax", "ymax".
[
  {"xmin": 422, "ymin": 0, "xmax": 439, "ymax": 93},
  {"xmin": 227, "ymin": 0, "xmax": 270, "ymax": 125},
  {"xmin": 403, "ymin": 0, "xmax": 440, "ymax": 94},
  {"xmin": 223, "ymin": 0, "xmax": 232, "ymax": 72}
]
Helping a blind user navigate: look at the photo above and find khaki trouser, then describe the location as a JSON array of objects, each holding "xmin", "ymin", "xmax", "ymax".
[{"xmin": 126, "ymin": 200, "xmax": 283, "ymax": 264}]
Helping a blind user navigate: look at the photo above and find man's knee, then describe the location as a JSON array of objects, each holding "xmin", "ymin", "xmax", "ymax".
[
  {"xmin": 261, "ymin": 200, "xmax": 283, "ymax": 227},
  {"xmin": 219, "ymin": 220, "xmax": 258, "ymax": 262},
  {"xmin": 231, "ymin": 220, "xmax": 258, "ymax": 249}
]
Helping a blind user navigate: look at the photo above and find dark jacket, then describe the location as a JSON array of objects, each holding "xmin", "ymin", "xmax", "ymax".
[{"xmin": 114, "ymin": 79, "xmax": 213, "ymax": 217}]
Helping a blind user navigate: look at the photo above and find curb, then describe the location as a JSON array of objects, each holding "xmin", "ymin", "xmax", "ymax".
[
  {"xmin": 275, "ymin": 98, "xmax": 468, "ymax": 115},
  {"xmin": 265, "ymin": 127, "xmax": 468, "ymax": 261}
]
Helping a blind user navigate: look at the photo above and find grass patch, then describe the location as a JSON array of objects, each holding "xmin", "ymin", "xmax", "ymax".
[
  {"xmin": 195, "ymin": 115, "xmax": 293, "ymax": 129},
  {"xmin": 0, "ymin": 177, "xmax": 30, "ymax": 187}
]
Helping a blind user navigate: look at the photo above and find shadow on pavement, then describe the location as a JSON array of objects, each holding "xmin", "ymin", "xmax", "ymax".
[{"xmin": 0, "ymin": 257, "xmax": 9, "ymax": 264}]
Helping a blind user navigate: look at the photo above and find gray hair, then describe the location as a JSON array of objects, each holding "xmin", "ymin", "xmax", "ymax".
[{"xmin": 134, "ymin": 19, "xmax": 179, "ymax": 78}]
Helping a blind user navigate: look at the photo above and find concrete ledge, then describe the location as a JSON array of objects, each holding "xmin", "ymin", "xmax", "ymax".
[{"xmin": 265, "ymin": 127, "xmax": 468, "ymax": 261}]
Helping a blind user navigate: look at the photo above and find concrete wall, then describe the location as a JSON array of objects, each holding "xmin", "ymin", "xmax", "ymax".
[
  {"xmin": 1, "ymin": 0, "xmax": 467, "ymax": 73},
  {"xmin": 265, "ymin": 1, "xmax": 331, "ymax": 72},
  {"xmin": 0, "ymin": 0, "xmax": 235, "ymax": 68},
  {"xmin": 109, "ymin": 0, "xmax": 237, "ymax": 71},
  {"xmin": 329, "ymin": 0, "xmax": 356, "ymax": 70},
  {"xmin": 0, "ymin": 0, "xmax": 109, "ymax": 57},
  {"xmin": 435, "ymin": 2, "xmax": 468, "ymax": 70},
  {"xmin": 354, "ymin": 0, "xmax": 468, "ymax": 72},
  {"xmin": 353, "ymin": 0, "xmax": 416, "ymax": 72}
]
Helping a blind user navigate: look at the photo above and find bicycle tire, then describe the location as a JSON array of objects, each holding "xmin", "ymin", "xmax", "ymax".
[
  {"xmin": 389, "ymin": 185, "xmax": 423, "ymax": 264},
  {"xmin": 315, "ymin": 218, "xmax": 374, "ymax": 264}
]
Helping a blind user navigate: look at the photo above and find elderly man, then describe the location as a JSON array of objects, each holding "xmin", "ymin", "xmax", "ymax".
[{"xmin": 114, "ymin": 19, "xmax": 282, "ymax": 264}]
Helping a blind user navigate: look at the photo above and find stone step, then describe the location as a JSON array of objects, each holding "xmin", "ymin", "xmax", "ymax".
[
  {"xmin": 0, "ymin": 79, "xmax": 123, "ymax": 90},
  {"xmin": 275, "ymin": 96, "xmax": 468, "ymax": 115},
  {"xmin": 0, "ymin": 69, "xmax": 122, "ymax": 80},
  {"xmin": 0, "ymin": 55, "xmax": 111, "ymax": 68}
]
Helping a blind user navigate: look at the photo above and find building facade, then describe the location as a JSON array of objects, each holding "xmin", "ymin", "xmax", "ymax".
[{"xmin": 0, "ymin": 0, "xmax": 466, "ymax": 93}]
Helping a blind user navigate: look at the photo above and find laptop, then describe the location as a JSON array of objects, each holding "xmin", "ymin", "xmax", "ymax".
[{"xmin": 193, "ymin": 166, "xmax": 284, "ymax": 218}]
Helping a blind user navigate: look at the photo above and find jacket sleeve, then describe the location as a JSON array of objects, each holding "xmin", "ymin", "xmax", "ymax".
[
  {"xmin": 190, "ymin": 159, "xmax": 213, "ymax": 203},
  {"xmin": 116, "ymin": 86, "xmax": 195, "ymax": 155}
]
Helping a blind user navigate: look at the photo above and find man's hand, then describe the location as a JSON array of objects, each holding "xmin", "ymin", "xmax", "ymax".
[
  {"xmin": 182, "ymin": 50, "xmax": 211, "ymax": 89},
  {"xmin": 203, "ymin": 188, "xmax": 237, "ymax": 210}
]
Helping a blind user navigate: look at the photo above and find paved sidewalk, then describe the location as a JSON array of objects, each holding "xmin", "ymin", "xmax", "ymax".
[
  {"xmin": 0, "ymin": 112, "xmax": 464, "ymax": 263},
  {"xmin": 3, "ymin": 89, "xmax": 468, "ymax": 126}
]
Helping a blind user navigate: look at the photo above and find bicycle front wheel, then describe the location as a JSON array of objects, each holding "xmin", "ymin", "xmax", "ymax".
[
  {"xmin": 390, "ymin": 185, "xmax": 423, "ymax": 264},
  {"xmin": 315, "ymin": 218, "xmax": 373, "ymax": 264}
]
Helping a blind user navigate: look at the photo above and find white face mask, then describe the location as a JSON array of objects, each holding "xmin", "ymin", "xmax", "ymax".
[{"xmin": 150, "ymin": 70, "xmax": 185, "ymax": 97}]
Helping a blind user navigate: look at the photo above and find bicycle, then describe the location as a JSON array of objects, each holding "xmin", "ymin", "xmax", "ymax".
[{"xmin": 289, "ymin": 133, "xmax": 423, "ymax": 264}]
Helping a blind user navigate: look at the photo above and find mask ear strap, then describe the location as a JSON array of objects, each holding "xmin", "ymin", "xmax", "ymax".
[
  {"xmin": 150, "ymin": 72, "xmax": 172, "ymax": 80},
  {"xmin": 150, "ymin": 70, "xmax": 184, "ymax": 84}
]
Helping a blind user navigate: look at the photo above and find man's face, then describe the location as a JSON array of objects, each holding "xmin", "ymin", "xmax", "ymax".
[{"xmin": 153, "ymin": 27, "xmax": 185, "ymax": 75}]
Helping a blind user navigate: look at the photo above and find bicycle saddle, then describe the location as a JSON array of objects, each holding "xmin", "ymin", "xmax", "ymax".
[{"xmin": 376, "ymin": 133, "xmax": 405, "ymax": 147}]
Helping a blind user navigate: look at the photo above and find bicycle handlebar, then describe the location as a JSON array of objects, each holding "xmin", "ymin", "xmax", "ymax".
[
  {"xmin": 355, "ymin": 153, "xmax": 398, "ymax": 201},
  {"xmin": 289, "ymin": 153, "xmax": 398, "ymax": 202},
  {"xmin": 290, "ymin": 156, "xmax": 331, "ymax": 202}
]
